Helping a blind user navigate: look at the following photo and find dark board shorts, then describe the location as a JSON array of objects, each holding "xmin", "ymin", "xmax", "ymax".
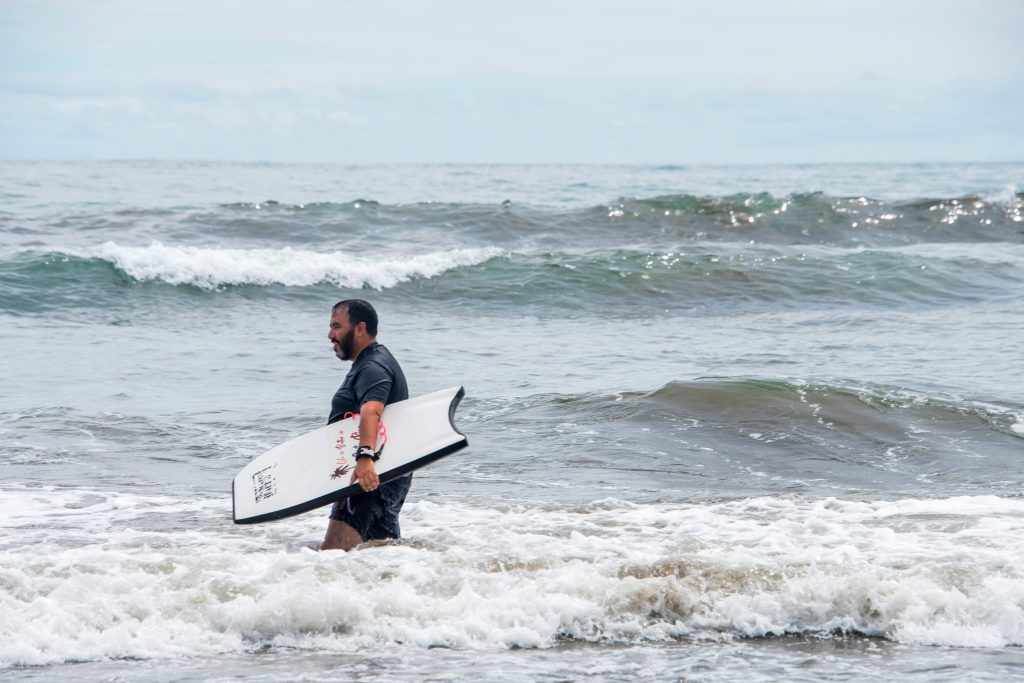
[{"xmin": 329, "ymin": 474, "xmax": 412, "ymax": 541}]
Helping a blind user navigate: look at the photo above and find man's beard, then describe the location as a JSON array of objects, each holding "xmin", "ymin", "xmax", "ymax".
[{"xmin": 335, "ymin": 328, "xmax": 355, "ymax": 360}]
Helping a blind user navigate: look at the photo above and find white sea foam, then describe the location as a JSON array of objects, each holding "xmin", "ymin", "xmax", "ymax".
[
  {"xmin": 1, "ymin": 489, "xmax": 1023, "ymax": 667},
  {"xmin": 981, "ymin": 184, "xmax": 1021, "ymax": 210},
  {"xmin": 65, "ymin": 242, "xmax": 504, "ymax": 290},
  {"xmin": 1012, "ymin": 416, "xmax": 1024, "ymax": 435}
]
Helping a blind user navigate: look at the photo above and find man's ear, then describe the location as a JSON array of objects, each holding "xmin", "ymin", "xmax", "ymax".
[{"xmin": 355, "ymin": 321, "xmax": 368, "ymax": 336}]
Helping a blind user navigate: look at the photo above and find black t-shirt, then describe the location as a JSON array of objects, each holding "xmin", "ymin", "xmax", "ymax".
[{"xmin": 328, "ymin": 342, "xmax": 409, "ymax": 424}]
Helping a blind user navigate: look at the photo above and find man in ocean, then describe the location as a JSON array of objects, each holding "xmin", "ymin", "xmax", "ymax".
[{"xmin": 321, "ymin": 298, "xmax": 411, "ymax": 551}]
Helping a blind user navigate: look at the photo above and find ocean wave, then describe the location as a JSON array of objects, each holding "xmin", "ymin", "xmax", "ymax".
[
  {"xmin": 92, "ymin": 242, "xmax": 504, "ymax": 290},
  {"xmin": 221, "ymin": 199, "xmax": 382, "ymax": 211},
  {"xmin": 5, "ymin": 242, "xmax": 504, "ymax": 291},
  {"xmin": 623, "ymin": 379, "xmax": 1024, "ymax": 434},
  {"xmin": 483, "ymin": 379, "xmax": 1024, "ymax": 500},
  {"xmin": 2, "ymin": 241, "xmax": 1022, "ymax": 316},
  {"xmin": 394, "ymin": 245, "xmax": 1024, "ymax": 312},
  {"xmin": 206, "ymin": 189, "xmax": 1024, "ymax": 234},
  {"xmin": 16, "ymin": 190, "xmax": 1019, "ymax": 253},
  {"xmin": 531, "ymin": 378, "xmax": 1024, "ymax": 444},
  {"xmin": 1, "ymin": 490, "xmax": 1022, "ymax": 667},
  {"xmin": 244, "ymin": 189, "xmax": 1024, "ymax": 246},
  {"xmin": 593, "ymin": 190, "xmax": 1024, "ymax": 244}
]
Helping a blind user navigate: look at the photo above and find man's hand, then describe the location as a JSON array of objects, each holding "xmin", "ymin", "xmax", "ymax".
[
  {"xmin": 352, "ymin": 457, "xmax": 379, "ymax": 492},
  {"xmin": 352, "ymin": 400, "xmax": 385, "ymax": 492}
]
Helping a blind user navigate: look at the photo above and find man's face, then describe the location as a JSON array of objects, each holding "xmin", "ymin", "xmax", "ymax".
[{"xmin": 328, "ymin": 308, "xmax": 357, "ymax": 361}]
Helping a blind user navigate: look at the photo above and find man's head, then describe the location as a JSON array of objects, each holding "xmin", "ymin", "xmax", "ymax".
[{"xmin": 328, "ymin": 299, "xmax": 379, "ymax": 361}]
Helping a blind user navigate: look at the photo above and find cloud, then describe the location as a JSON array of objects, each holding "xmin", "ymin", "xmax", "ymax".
[{"xmin": 1, "ymin": 0, "xmax": 1022, "ymax": 162}]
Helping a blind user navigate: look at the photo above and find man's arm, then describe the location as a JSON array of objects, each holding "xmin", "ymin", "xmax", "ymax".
[{"xmin": 350, "ymin": 399, "xmax": 385, "ymax": 492}]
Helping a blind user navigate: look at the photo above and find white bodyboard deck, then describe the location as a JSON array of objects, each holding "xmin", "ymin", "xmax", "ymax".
[{"xmin": 233, "ymin": 386, "xmax": 466, "ymax": 524}]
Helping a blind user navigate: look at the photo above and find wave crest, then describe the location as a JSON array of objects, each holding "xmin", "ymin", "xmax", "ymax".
[{"xmin": 63, "ymin": 242, "xmax": 504, "ymax": 290}]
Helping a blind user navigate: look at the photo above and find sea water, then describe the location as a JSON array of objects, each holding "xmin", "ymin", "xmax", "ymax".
[{"xmin": 1, "ymin": 161, "xmax": 1023, "ymax": 681}]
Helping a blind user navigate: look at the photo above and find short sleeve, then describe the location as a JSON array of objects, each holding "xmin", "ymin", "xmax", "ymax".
[{"xmin": 353, "ymin": 360, "xmax": 393, "ymax": 407}]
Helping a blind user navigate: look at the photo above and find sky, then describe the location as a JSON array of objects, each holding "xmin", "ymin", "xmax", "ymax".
[{"xmin": 1, "ymin": 0, "xmax": 1022, "ymax": 164}]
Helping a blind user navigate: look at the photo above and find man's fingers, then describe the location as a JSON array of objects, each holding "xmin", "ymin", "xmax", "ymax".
[{"xmin": 352, "ymin": 462, "xmax": 379, "ymax": 491}]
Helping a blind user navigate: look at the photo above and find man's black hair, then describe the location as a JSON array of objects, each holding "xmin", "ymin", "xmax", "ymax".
[{"xmin": 333, "ymin": 299, "xmax": 379, "ymax": 337}]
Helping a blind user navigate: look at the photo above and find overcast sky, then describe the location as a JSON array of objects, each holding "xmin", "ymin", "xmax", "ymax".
[{"xmin": 1, "ymin": 0, "xmax": 1021, "ymax": 164}]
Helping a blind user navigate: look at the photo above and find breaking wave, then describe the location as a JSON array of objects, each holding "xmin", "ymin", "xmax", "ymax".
[{"xmin": 1, "ymin": 489, "xmax": 1022, "ymax": 668}]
